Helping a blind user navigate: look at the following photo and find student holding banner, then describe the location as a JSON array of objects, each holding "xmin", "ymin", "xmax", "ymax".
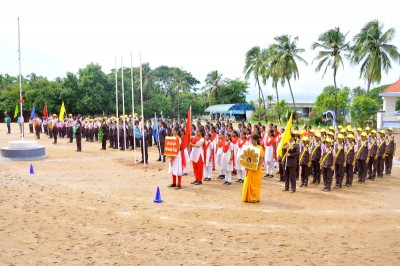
[
  {"xmin": 167, "ymin": 127, "xmax": 183, "ymax": 189},
  {"xmin": 242, "ymin": 134, "xmax": 264, "ymax": 203}
]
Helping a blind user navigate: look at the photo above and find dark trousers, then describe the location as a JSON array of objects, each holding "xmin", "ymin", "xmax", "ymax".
[
  {"xmin": 102, "ymin": 134, "xmax": 108, "ymax": 150},
  {"xmin": 376, "ymin": 156, "xmax": 385, "ymax": 177},
  {"xmin": 357, "ymin": 159, "xmax": 367, "ymax": 182},
  {"xmin": 311, "ymin": 160, "xmax": 321, "ymax": 183},
  {"xmin": 335, "ymin": 163, "xmax": 344, "ymax": 187},
  {"xmin": 285, "ymin": 166, "xmax": 297, "ymax": 191},
  {"xmin": 53, "ymin": 127, "xmax": 58, "ymax": 143},
  {"xmin": 345, "ymin": 163, "xmax": 354, "ymax": 185},
  {"xmin": 35, "ymin": 125, "xmax": 41, "ymax": 139},
  {"xmin": 7, "ymin": 124, "xmax": 10, "ymax": 133},
  {"xmin": 94, "ymin": 128, "xmax": 99, "ymax": 141},
  {"xmin": 76, "ymin": 136, "xmax": 82, "ymax": 151},
  {"xmin": 69, "ymin": 127, "xmax": 73, "ymax": 143},
  {"xmin": 141, "ymin": 140, "xmax": 148, "ymax": 163},
  {"xmin": 279, "ymin": 159, "xmax": 285, "ymax": 181},
  {"xmin": 29, "ymin": 124, "xmax": 34, "ymax": 133},
  {"xmin": 322, "ymin": 167, "xmax": 333, "ymax": 190},
  {"xmin": 300, "ymin": 164, "xmax": 309, "ymax": 186},
  {"xmin": 44, "ymin": 125, "xmax": 48, "ymax": 135},
  {"xmin": 367, "ymin": 157, "xmax": 377, "ymax": 179},
  {"xmin": 49, "ymin": 127, "xmax": 53, "ymax": 138},
  {"xmin": 385, "ymin": 153, "xmax": 393, "ymax": 175}
]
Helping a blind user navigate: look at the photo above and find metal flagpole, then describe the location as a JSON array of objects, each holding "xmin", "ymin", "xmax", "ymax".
[
  {"xmin": 18, "ymin": 17, "xmax": 24, "ymax": 140},
  {"xmin": 121, "ymin": 56, "xmax": 127, "ymax": 152},
  {"xmin": 139, "ymin": 53, "xmax": 146, "ymax": 166},
  {"xmin": 115, "ymin": 57, "xmax": 120, "ymax": 152},
  {"xmin": 131, "ymin": 52, "xmax": 137, "ymax": 164}
]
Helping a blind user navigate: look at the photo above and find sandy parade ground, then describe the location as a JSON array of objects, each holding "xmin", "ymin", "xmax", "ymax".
[{"xmin": 1, "ymin": 123, "xmax": 400, "ymax": 265}]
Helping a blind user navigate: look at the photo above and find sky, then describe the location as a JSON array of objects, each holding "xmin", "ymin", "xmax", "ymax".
[{"xmin": 1, "ymin": 0, "xmax": 400, "ymax": 103}]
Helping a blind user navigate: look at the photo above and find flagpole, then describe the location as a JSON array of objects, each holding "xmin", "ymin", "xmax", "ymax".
[
  {"xmin": 115, "ymin": 57, "xmax": 120, "ymax": 152},
  {"xmin": 18, "ymin": 17, "xmax": 24, "ymax": 140},
  {"xmin": 139, "ymin": 53, "xmax": 146, "ymax": 166},
  {"xmin": 121, "ymin": 56, "xmax": 127, "ymax": 152},
  {"xmin": 131, "ymin": 52, "xmax": 137, "ymax": 164}
]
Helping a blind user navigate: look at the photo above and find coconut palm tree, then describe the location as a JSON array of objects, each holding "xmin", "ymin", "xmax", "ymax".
[
  {"xmin": 204, "ymin": 70, "xmax": 224, "ymax": 106},
  {"xmin": 311, "ymin": 27, "xmax": 350, "ymax": 116},
  {"xmin": 243, "ymin": 46, "xmax": 267, "ymax": 121},
  {"xmin": 350, "ymin": 20, "xmax": 400, "ymax": 94},
  {"xmin": 274, "ymin": 35, "xmax": 308, "ymax": 118}
]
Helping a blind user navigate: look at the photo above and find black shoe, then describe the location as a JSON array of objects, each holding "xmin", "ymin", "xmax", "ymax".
[
  {"xmin": 190, "ymin": 181, "xmax": 197, "ymax": 184},
  {"xmin": 269, "ymin": 175, "xmax": 274, "ymax": 178},
  {"xmin": 323, "ymin": 188, "xmax": 329, "ymax": 192},
  {"xmin": 282, "ymin": 188, "xmax": 289, "ymax": 191},
  {"xmin": 195, "ymin": 181, "xmax": 202, "ymax": 185},
  {"xmin": 175, "ymin": 185, "xmax": 182, "ymax": 190},
  {"xmin": 157, "ymin": 158, "xmax": 161, "ymax": 161},
  {"xmin": 226, "ymin": 182, "xmax": 232, "ymax": 185},
  {"xmin": 168, "ymin": 184, "xmax": 177, "ymax": 188},
  {"xmin": 223, "ymin": 181, "xmax": 228, "ymax": 185},
  {"xmin": 299, "ymin": 184, "xmax": 304, "ymax": 187},
  {"xmin": 236, "ymin": 180, "xmax": 241, "ymax": 182},
  {"xmin": 289, "ymin": 190, "xmax": 295, "ymax": 193},
  {"xmin": 264, "ymin": 174, "xmax": 269, "ymax": 177},
  {"xmin": 346, "ymin": 184, "xmax": 351, "ymax": 187},
  {"xmin": 139, "ymin": 160, "xmax": 144, "ymax": 163},
  {"xmin": 183, "ymin": 173, "xmax": 188, "ymax": 176},
  {"xmin": 239, "ymin": 179, "xmax": 244, "ymax": 183}
]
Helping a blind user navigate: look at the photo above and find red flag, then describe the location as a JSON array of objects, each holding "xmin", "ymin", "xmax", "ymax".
[
  {"xmin": 181, "ymin": 106, "xmax": 191, "ymax": 151},
  {"xmin": 43, "ymin": 102, "xmax": 48, "ymax": 118}
]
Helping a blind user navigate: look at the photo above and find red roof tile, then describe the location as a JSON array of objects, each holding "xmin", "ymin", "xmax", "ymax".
[{"xmin": 384, "ymin": 80, "xmax": 400, "ymax": 93}]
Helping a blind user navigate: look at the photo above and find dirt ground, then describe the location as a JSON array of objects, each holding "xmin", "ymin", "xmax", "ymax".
[{"xmin": 1, "ymin": 123, "xmax": 400, "ymax": 265}]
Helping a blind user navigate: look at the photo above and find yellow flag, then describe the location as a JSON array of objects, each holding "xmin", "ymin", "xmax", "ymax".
[
  {"xmin": 14, "ymin": 104, "xmax": 19, "ymax": 118},
  {"xmin": 277, "ymin": 113, "xmax": 293, "ymax": 157},
  {"xmin": 59, "ymin": 101, "xmax": 66, "ymax": 121}
]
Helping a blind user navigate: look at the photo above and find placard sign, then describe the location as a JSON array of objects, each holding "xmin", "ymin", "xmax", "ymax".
[
  {"xmin": 164, "ymin": 136, "xmax": 179, "ymax": 156},
  {"xmin": 239, "ymin": 146, "xmax": 261, "ymax": 171}
]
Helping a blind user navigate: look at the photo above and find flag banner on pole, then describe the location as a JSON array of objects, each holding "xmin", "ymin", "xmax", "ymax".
[
  {"xmin": 14, "ymin": 104, "xmax": 19, "ymax": 118},
  {"xmin": 181, "ymin": 106, "xmax": 192, "ymax": 151},
  {"xmin": 99, "ymin": 129, "xmax": 104, "ymax": 142},
  {"xmin": 277, "ymin": 113, "xmax": 293, "ymax": 157},
  {"xmin": 43, "ymin": 103, "xmax": 47, "ymax": 118},
  {"xmin": 59, "ymin": 101, "xmax": 66, "ymax": 121},
  {"xmin": 30, "ymin": 104, "xmax": 35, "ymax": 119},
  {"xmin": 152, "ymin": 113, "xmax": 158, "ymax": 142}
]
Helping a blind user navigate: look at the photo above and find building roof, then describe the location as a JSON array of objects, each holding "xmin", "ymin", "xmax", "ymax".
[
  {"xmin": 384, "ymin": 80, "xmax": 400, "ymax": 93},
  {"xmin": 204, "ymin": 103, "xmax": 255, "ymax": 114}
]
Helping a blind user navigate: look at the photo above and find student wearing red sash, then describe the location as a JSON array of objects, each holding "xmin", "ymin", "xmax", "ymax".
[
  {"xmin": 231, "ymin": 131, "xmax": 240, "ymax": 176},
  {"xmin": 168, "ymin": 127, "xmax": 184, "ymax": 189},
  {"xmin": 264, "ymin": 129, "xmax": 276, "ymax": 177},
  {"xmin": 216, "ymin": 131, "xmax": 225, "ymax": 179},
  {"xmin": 210, "ymin": 126, "xmax": 218, "ymax": 170},
  {"xmin": 190, "ymin": 129, "xmax": 205, "ymax": 185},
  {"xmin": 203, "ymin": 133, "xmax": 214, "ymax": 181},
  {"xmin": 235, "ymin": 132, "xmax": 247, "ymax": 183},
  {"xmin": 220, "ymin": 133, "xmax": 234, "ymax": 185}
]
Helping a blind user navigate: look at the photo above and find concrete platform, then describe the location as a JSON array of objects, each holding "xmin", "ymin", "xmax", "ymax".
[{"xmin": 0, "ymin": 140, "xmax": 47, "ymax": 161}]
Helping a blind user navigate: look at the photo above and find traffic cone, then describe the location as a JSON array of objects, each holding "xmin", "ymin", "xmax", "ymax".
[
  {"xmin": 30, "ymin": 164, "xmax": 34, "ymax": 174},
  {"xmin": 153, "ymin": 187, "xmax": 163, "ymax": 203}
]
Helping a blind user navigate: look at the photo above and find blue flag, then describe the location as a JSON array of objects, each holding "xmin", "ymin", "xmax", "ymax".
[
  {"xmin": 152, "ymin": 113, "xmax": 159, "ymax": 142},
  {"xmin": 30, "ymin": 104, "xmax": 35, "ymax": 119}
]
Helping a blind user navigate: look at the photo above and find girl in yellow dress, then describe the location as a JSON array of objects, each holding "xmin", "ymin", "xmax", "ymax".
[{"xmin": 242, "ymin": 134, "xmax": 265, "ymax": 203}]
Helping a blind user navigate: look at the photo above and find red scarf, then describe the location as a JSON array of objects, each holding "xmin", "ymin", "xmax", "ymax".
[
  {"xmin": 238, "ymin": 139, "xmax": 246, "ymax": 149},
  {"xmin": 211, "ymin": 133, "xmax": 217, "ymax": 141},
  {"xmin": 246, "ymin": 135, "xmax": 251, "ymax": 143},
  {"xmin": 223, "ymin": 141, "xmax": 231, "ymax": 153},
  {"xmin": 218, "ymin": 138, "xmax": 225, "ymax": 148},
  {"xmin": 191, "ymin": 135, "xmax": 201, "ymax": 145},
  {"xmin": 204, "ymin": 140, "xmax": 211, "ymax": 162},
  {"xmin": 231, "ymin": 136, "xmax": 239, "ymax": 145},
  {"xmin": 265, "ymin": 136, "xmax": 276, "ymax": 146}
]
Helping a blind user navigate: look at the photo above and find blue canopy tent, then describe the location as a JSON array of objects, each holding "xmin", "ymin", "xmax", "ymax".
[{"xmin": 204, "ymin": 103, "xmax": 255, "ymax": 121}]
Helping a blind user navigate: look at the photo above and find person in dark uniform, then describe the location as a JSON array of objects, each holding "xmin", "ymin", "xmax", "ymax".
[
  {"xmin": 310, "ymin": 133, "xmax": 322, "ymax": 184},
  {"xmin": 140, "ymin": 126, "xmax": 149, "ymax": 164},
  {"xmin": 299, "ymin": 136, "xmax": 310, "ymax": 187},
  {"xmin": 75, "ymin": 120, "xmax": 82, "ymax": 152},
  {"xmin": 334, "ymin": 134, "xmax": 345, "ymax": 188},
  {"xmin": 157, "ymin": 121, "xmax": 167, "ymax": 162},
  {"xmin": 344, "ymin": 134, "xmax": 356, "ymax": 187},
  {"xmin": 147, "ymin": 121, "xmax": 153, "ymax": 147},
  {"xmin": 101, "ymin": 117, "xmax": 108, "ymax": 150},
  {"xmin": 52, "ymin": 115, "xmax": 58, "ymax": 144},
  {"xmin": 320, "ymin": 137, "xmax": 334, "ymax": 192},
  {"xmin": 282, "ymin": 133, "xmax": 300, "ymax": 193},
  {"xmin": 384, "ymin": 127, "xmax": 396, "ymax": 176},
  {"xmin": 376, "ymin": 130, "xmax": 386, "ymax": 178},
  {"xmin": 367, "ymin": 130, "xmax": 378, "ymax": 180},
  {"xmin": 356, "ymin": 132, "xmax": 370, "ymax": 183}
]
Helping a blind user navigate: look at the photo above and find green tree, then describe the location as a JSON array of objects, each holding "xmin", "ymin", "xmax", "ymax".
[
  {"xmin": 311, "ymin": 27, "xmax": 350, "ymax": 116},
  {"xmin": 350, "ymin": 20, "xmax": 400, "ymax": 94},
  {"xmin": 351, "ymin": 96, "xmax": 379, "ymax": 127},
  {"xmin": 313, "ymin": 86, "xmax": 350, "ymax": 124},
  {"xmin": 243, "ymin": 46, "xmax": 267, "ymax": 120},
  {"xmin": 204, "ymin": 70, "xmax": 225, "ymax": 106},
  {"xmin": 273, "ymin": 35, "xmax": 308, "ymax": 116},
  {"xmin": 217, "ymin": 79, "xmax": 248, "ymax": 104}
]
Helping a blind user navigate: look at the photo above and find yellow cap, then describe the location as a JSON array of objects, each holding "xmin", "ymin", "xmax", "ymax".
[
  {"xmin": 310, "ymin": 129, "xmax": 315, "ymax": 133},
  {"xmin": 379, "ymin": 130, "xmax": 385, "ymax": 134},
  {"xmin": 293, "ymin": 130, "xmax": 299, "ymax": 135},
  {"xmin": 340, "ymin": 129, "xmax": 346, "ymax": 133},
  {"xmin": 357, "ymin": 127, "xmax": 362, "ymax": 132},
  {"xmin": 337, "ymin": 134, "xmax": 344, "ymax": 140},
  {"xmin": 315, "ymin": 133, "xmax": 321, "ymax": 138},
  {"xmin": 347, "ymin": 128, "xmax": 354, "ymax": 132},
  {"xmin": 328, "ymin": 131, "xmax": 334, "ymax": 136},
  {"xmin": 325, "ymin": 138, "xmax": 333, "ymax": 143},
  {"xmin": 387, "ymin": 127, "xmax": 393, "ymax": 131},
  {"xmin": 301, "ymin": 129, "xmax": 306, "ymax": 135},
  {"xmin": 361, "ymin": 132, "xmax": 367, "ymax": 137},
  {"xmin": 346, "ymin": 125, "xmax": 352, "ymax": 129},
  {"xmin": 347, "ymin": 134, "xmax": 355, "ymax": 139},
  {"xmin": 68, "ymin": 114, "xmax": 72, "ymax": 117},
  {"xmin": 302, "ymin": 136, "xmax": 309, "ymax": 142},
  {"xmin": 371, "ymin": 130, "xmax": 377, "ymax": 134},
  {"xmin": 320, "ymin": 128, "xmax": 326, "ymax": 133},
  {"xmin": 338, "ymin": 125, "xmax": 343, "ymax": 129},
  {"xmin": 365, "ymin": 127, "xmax": 371, "ymax": 131},
  {"xmin": 52, "ymin": 114, "xmax": 57, "ymax": 117},
  {"xmin": 329, "ymin": 126, "xmax": 334, "ymax": 130}
]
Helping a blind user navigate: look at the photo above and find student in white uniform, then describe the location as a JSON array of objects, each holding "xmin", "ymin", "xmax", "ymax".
[
  {"xmin": 220, "ymin": 133, "xmax": 234, "ymax": 185},
  {"xmin": 203, "ymin": 133, "xmax": 214, "ymax": 181}
]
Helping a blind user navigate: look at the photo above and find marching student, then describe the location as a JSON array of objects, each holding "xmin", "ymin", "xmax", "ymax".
[
  {"xmin": 376, "ymin": 130, "xmax": 386, "ymax": 178},
  {"xmin": 299, "ymin": 136, "xmax": 310, "ymax": 187},
  {"xmin": 216, "ymin": 131, "xmax": 225, "ymax": 179},
  {"xmin": 310, "ymin": 133, "xmax": 322, "ymax": 184},
  {"xmin": 367, "ymin": 130, "xmax": 378, "ymax": 180},
  {"xmin": 264, "ymin": 129, "xmax": 276, "ymax": 178},
  {"xmin": 75, "ymin": 120, "xmax": 82, "ymax": 152},
  {"xmin": 385, "ymin": 127, "xmax": 396, "ymax": 176},
  {"xmin": 168, "ymin": 127, "xmax": 183, "ymax": 189},
  {"xmin": 356, "ymin": 132, "xmax": 370, "ymax": 183},
  {"xmin": 333, "ymin": 134, "xmax": 345, "ymax": 188},
  {"xmin": 282, "ymin": 133, "xmax": 300, "ymax": 193},
  {"xmin": 203, "ymin": 133, "xmax": 214, "ymax": 181},
  {"xmin": 320, "ymin": 138, "xmax": 334, "ymax": 192},
  {"xmin": 344, "ymin": 134, "xmax": 356, "ymax": 187},
  {"xmin": 220, "ymin": 133, "xmax": 234, "ymax": 185}
]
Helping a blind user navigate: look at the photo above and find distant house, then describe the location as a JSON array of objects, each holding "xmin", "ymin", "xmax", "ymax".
[
  {"xmin": 204, "ymin": 103, "xmax": 255, "ymax": 121},
  {"xmin": 377, "ymin": 80, "xmax": 400, "ymax": 130}
]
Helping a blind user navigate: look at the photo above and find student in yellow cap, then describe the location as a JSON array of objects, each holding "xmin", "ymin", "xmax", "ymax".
[
  {"xmin": 384, "ymin": 127, "xmax": 396, "ymax": 175},
  {"xmin": 310, "ymin": 133, "xmax": 322, "ymax": 184},
  {"xmin": 282, "ymin": 133, "xmax": 300, "ymax": 193},
  {"xmin": 376, "ymin": 130, "xmax": 386, "ymax": 178},
  {"xmin": 320, "ymin": 137, "xmax": 334, "ymax": 192},
  {"xmin": 367, "ymin": 130, "xmax": 378, "ymax": 180},
  {"xmin": 334, "ymin": 134, "xmax": 345, "ymax": 188},
  {"xmin": 344, "ymin": 134, "xmax": 356, "ymax": 186},
  {"xmin": 299, "ymin": 136, "xmax": 311, "ymax": 187},
  {"xmin": 356, "ymin": 132, "xmax": 370, "ymax": 183}
]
